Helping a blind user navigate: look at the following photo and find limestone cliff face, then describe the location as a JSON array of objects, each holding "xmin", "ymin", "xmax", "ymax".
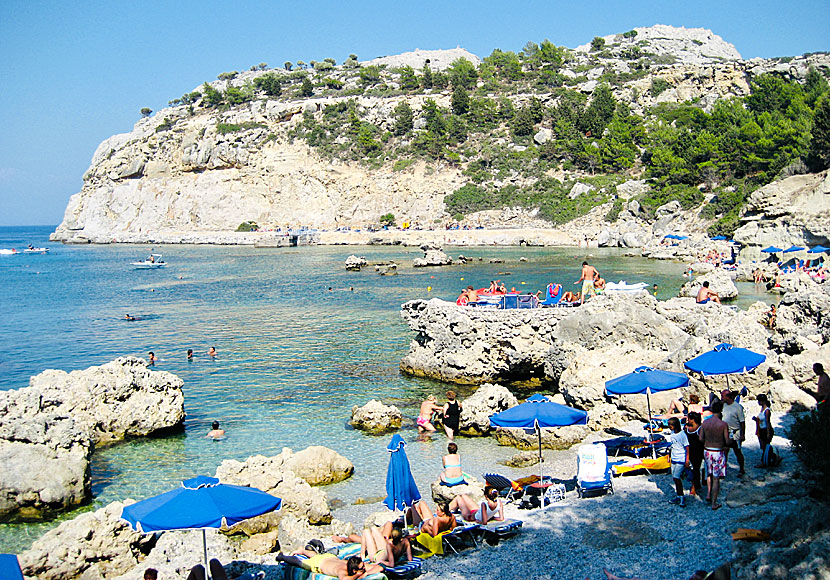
[{"xmin": 50, "ymin": 28, "xmax": 830, "ymax": 244}]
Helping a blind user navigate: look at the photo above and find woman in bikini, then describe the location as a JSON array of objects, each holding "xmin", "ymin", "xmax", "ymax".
[
  {"xmin": 440, "ymin": 442, "xmax": 464, "ymax": 485},
  {"xmin": 449, "ymin": 487, "xmax": 504, "ymax": 525},
  {"xmin": 332, "ymin": 522, "xmax": 412, "ymax": 566},
  {"xmin": 416, "ymin": 395, "xmax": 442, "ymax": 433}
]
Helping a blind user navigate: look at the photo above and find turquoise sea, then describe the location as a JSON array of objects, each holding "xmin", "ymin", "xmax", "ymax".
[{"xmin": 0, "ymin": 226, "xmax": 774, "ymax": 552}]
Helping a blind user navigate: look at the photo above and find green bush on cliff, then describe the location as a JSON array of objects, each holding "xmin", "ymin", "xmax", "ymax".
[
  {"xmin": 236, "ymin": 221, "xmax": 259, "ymax": 232},
  {"xmin": 216, "ymin": 122, "xmax": 265, "ymax": 134}
]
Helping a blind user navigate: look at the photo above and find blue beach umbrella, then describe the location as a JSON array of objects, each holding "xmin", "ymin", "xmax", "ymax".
[
  {"xmin": 121, "ymin": 476, "xmax": 281, "ymax": 579},
  {"xmin": 684, "ymin": 343, "xmax": 766, "ymax": 377},
  {"xmin": 383, "ymin": 434, "xmax": 421, "ymax": 526},
  {"xmin": 605, "ymin": 367, "xmax": 690, "ymax": 456},
  {"xmin": 490, "ymin": 395, "xmax": 588, "ymax": 480},
  {"xmin": 0, "ymin": 554, "xmax": 24, "ymax": 580},
  {"xmin": 808, "ymin": 245, "xmax": 829, "ymax": 254},
  {"xmin": 761, "ymin": 246, "xmax": 783, "ymax": 254},
  {"xmin": 783, "ymin": 245, "xmax": 805, "ymax": 253},
  {"xmin": 711, "ymin": 235, "xmax": 727, "ymax": 241}
]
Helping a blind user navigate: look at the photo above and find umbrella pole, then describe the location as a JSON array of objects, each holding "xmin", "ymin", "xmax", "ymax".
[
  {"xmin": 647, "ymin": 390, "xmax": 655, "ymax": 459},
  {"xmin": 203, "ymin": 528, "xmax": 211, "ymax": 580}
]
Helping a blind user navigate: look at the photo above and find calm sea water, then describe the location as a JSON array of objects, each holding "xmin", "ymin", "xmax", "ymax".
[{"xmin": 0, "ymin": 226, "xmax": 772, "ymax": 552}]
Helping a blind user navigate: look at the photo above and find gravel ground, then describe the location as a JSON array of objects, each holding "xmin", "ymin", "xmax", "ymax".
[{"xmin": 332, "ymin": 408, "xmax": 798, "ymax": 580}]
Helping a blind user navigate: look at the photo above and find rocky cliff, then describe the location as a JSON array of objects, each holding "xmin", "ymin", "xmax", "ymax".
[{"xmin": 51, "ymin": 26, "xmax": 830, "ymax": 244}]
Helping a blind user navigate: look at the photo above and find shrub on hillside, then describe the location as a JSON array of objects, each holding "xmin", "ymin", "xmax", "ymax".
[
  {"xmin": 789, "ymin": 405, "xmax": 830, "ymax": 489},
  {"xmin": 236, "ymin": 221, "xmax": 259, "ymax": 232}
]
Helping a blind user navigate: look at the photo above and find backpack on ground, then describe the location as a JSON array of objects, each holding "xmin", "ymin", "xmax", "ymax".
[{"xmin": 760, "ymin": 444, "xmax": 781, "ymax": 467}]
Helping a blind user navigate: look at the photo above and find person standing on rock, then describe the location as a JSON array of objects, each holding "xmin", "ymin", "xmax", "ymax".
[
  {"xmin": 416, "ymin": 395, "xmax": 442, "ymax": 433},
  {"xmin": 442, "ymin": 391, "xmax": 462, "ymax": 440},
  {"xmin": 701, "ymin": 400, "xmax": 730, "ymax": 510},
  {"xmin": 575, "ymin": 261, "xmax": 599, "ymax": 305},
  {"xmin": 813, "ymin": 363, "xmax": 830, "ymax": 404},
  {"xmin": 720, "ymin": 390, "xmax": 746, "ymax": 476}
]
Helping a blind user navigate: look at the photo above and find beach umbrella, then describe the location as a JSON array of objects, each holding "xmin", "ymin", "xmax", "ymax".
[
  {"xmin": 121, "ymin": 476, "xmax": 281, "ymax": 579},
  {"xmin": 684, "ymin": 343, "xmax": 766, "ymax": 376},
  {"xmin": 760, "ymin": 246, "xmax": 783, "ymax": 254},
  {"xmin": 808, "ymin": 245, "xmax": 829, "ymax": 254},
  {"xmin": 383, "ymin": 434, "xmax": 421, "ymax": 530},
  {"xmin": 605, "ymin": 367, "xmax": 690, "ymax": 457},
  {"xmin": 0, "ymin": 554, "xmax": 23, "ymax": 580},
  {"xmin": 663, "ymin": 234, "xmax": 679, "ymax": 240},
  {"xmin": 711, "ymin": 235, "xmax": 727, "ymax": 241},
  {"xmin": 490, "ymin": 394, "xmax": 588, "ymax": 482},
  {"xmin": 783, "ymin": 246, "xmax": 805, "ymax": 253}
]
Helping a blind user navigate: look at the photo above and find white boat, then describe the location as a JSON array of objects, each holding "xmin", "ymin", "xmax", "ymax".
[
  {"xmin": 0, "ymin": 248, "xmax": 19, "ymax": 255},
  {"xmin": 131, "ymin": 254, "xmax": 166, "ymax": 269},
  {"xmin": 605, "ymin": 281, "xmax": 649, "ymax": 293},
  {"xmin": 24, "ymin": 247, "xmax": 49, "ymax": 253}
]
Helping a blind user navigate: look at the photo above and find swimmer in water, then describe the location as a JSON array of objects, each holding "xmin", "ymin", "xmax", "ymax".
[
  {"xmin": 148, "ymin": 351, "xmax": 157, "ymax": 364},
  {"xmin": 186, "ymin": 349, "xmax": 193, "ymax": 360},
  {"xmin": 207, "ymin": 421, "xmax": 225, "ymax": 439},
  {"xmin": 125, "ymin": 314, "xmax": 135, "ymax": 321},
  {"xmin": 208, "ymin": 346, "xmax": 217, "ymax": 357}
]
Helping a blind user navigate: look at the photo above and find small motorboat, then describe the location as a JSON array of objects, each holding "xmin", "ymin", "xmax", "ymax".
[
  {"xmin": 24, "ymin": 246, "xmax": 49, "ymax": 253},
  {"xmin": 605, "ymin": 281, "xmax": 649, "ymax": 294},
  {"xmin": 131, "ymin": 254, "xmax": 166, "ymax": 269}
]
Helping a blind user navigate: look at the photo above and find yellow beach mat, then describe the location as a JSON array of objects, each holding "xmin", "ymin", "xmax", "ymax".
[
  {"xmin": 732, "ymin": 528, "xmax": 771, "ymax": 542},
  {"xmin": 416, "ymin": 530, "xmax": 450, "ymax": 556},
  {"xmin": 612, "ymin": 454, "xmax": 670, "ymax": 476}
]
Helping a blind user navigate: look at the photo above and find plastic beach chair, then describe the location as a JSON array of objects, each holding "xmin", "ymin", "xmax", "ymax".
[
  {"xmin": 482, "ymin": 473, "xmax": 524, "ymax": 502},
  {"xmin": 539, "ymin": 284, "xmax": 563, "ymax": 307},
  {"xmin": 576, "ymin": 443, "xmax": 614, "ymax": 498}
]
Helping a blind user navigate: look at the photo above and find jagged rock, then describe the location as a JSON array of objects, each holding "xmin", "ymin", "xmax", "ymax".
[
  {"xmin": 0, "ymin": 357, "xmax": 184, "ymax": 521},
  {"xmin": 239, "ymin": 530, "xmax": 279, "ymax": 554},
  {"xmin": 413, "ymin": 249, "xmax": 452, "ymax": 267},
  {"xmin": 284, "ymin": 446, "xmax": 354, "ymax": 486},
  {"xmin": 501, "ymin": 450, "xmax": 539, "ymax": 468},
  {"xmin": 533, "ymin": 128, "xmax": 552, "ymax": 145},
  {"xmin": 767, "ymin": 379, "xmax": 816, "ymax": 413},
  {"xmin": 493, "ymin": 424, "xmax": 588, "ymax": 450},
  {"xmin": 569, "ymin": 182, "xmax": 594, "ymax": 200},
  {"xmin": 215, "ymin": 451, "xmax": 332, "ymax": 524},
  {"xmin": 345, "ymin": 255, "xmax": 367, "ymax": 270},
  {"xmin": 350, "ymin": 400, "xmax": 403, "ymax": 434},
  {"xmin": 19, "ymin": 500, "xmax": 153, "ymax": 580},
  {"xmin": 430, "ymin": 477, "xmax": 484, "ymax": 505},
  {"xmin": 616, "ymin": 180, "xmax": 650, "ymax": 200},
  {"xmin": 459, "ymin": 384, "xmax": 519, "ymax": 435},
  {"xmin": 679, "ymin": 269, "xmax": 739, "ymax": 300},
  {"xmin": 771, "ymin": 285, "xmax": 830, "ymax": 353}
]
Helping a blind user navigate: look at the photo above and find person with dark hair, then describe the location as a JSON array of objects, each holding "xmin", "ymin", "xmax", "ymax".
[
  {"xmin": 721, "ymin": 390, "xmax": 746, "ymax": 476},
  {"xmin": 814, "ymin": 363, "xmax": 830, "ymax": 403},
  {"xmin": 667, "ymin": 417, "xmax": 690, "ymax": 507},
  {"xmin": 401, "ymin": 500, "xmax": 456, "ymax": 536},
  {"xmin": 684, "ymin": 411, "xmax": 705, "ymax": 497},
  {"xmin": 207, "ymin": 421, "xmax": 225, "ymax": 439},
  {"xmin": 440, "ymin": 442, "xmax": 464, "ymax": 485},
  {"xmin": 575, "ymin": 260, "xmax": 599, "ymax": 304},
  {"xmin": 334, "ymin": 521, "xmax": 413, "ymax": 565},
  {"xmin": 187, "ymin": 348, "xmax": 194, "ymax": 360},
  {"xmin": 701, "ymin": 400, "xmax": 730, "ymax": 510},
  {"xmin": 696, "ymin": 281, "xmax": 721, "ymax": 304},
  {"xmin": 442, "ymin": 390, "xmax": 462, "ymax": 440},
  {"xmin": 753, "ymin": 393, "xmax": 774, "ymax": 454},
  {"xmin": 276, "ymin": 550, "xmax": 379, "ymax": 580},
  {"xmin": 144, "ymin": 569, "xmax": 158, "ymax": 580},
  {"xmin": 148, "ymin": 351, "xmax": 157, "ymax": 365},
  {"xmin": 449, "ymin": 486, "xmax": 504, "ymax": 524}
]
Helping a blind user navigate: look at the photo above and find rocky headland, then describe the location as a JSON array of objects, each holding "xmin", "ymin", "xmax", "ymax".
[
  {"xmin": 49, "ymin": 26, "xmax": 829, "ymax": 247},
  {"xmin": 0, "ymin": 357, "xmax": 184, "ymax": 522}
]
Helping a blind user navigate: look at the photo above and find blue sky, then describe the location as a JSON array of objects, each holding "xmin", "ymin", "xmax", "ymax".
[{"xmin": 1, "ymin": 0, "xmax": 827, "ymax": 226}]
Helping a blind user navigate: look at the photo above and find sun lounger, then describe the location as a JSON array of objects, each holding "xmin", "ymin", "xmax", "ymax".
[
  {"xmin": 602, "ymin": 436, "xmax": 670, "ymax": 458},
  {"xmin": 539, "ymin": 284, "xmax": 563, "ymax": 307},
  {"xmin": 482, "ymin": 473, "xmax": 524, "ymax": 502},
  {"xmin": 480, "ymin": 518, "xmax": 523, "ymax": 537},
  {"xmin": 281, "ymin": 556, "xmax": 388, "ymax": 580},
  {"xmin": 576, "ymin": 443, "xmax": 613, "ymax": 498},
  {"xmin": 443, "ymin": 522, "xmax": 480, "ymax": 554}
]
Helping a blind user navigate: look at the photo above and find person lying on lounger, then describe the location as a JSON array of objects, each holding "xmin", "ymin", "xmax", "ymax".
[
  {"xmin": 400, "ymin": 500, "xmax": 456, "ymax": 536},
  {"xmin": 449, "ymin": 487, "xmax": 504, "ymax": 524},
  {"xmin": 277, "ymin": 549, "xmax": 381, "ymax": 580},
  {"xmin": 332, "ymin": 522, "xmax": 412, "ymax": 566}
]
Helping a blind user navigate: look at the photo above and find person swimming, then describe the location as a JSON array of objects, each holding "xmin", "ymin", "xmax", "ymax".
[
  {"xmin": 125, "ymin": 314, "xmax": 136, "ymax": 321},
  {"xmin": 187, "ymin": 349, "xmax": 194, "ymax": 360},
  {"xmin": 207, "ymin": 421, "xmax": 225, "ymax": 440}
]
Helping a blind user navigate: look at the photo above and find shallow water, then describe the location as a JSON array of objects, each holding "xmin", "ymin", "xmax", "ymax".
[{"xmin": 0, "ymin": 226, "xmax": 774, "ymax": 552}]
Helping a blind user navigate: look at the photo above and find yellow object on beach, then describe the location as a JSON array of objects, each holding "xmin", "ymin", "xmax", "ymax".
[
  {"xmin": 612, "ymin": 455, "xmax": 670, "ymax": 476},
  {"xmin": 416, "ymin": 530, "xmax": 450, "ymax": 555}
]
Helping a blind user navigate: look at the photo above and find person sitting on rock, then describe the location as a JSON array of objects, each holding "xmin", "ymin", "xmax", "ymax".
[
  {"xmin": 696, "ymin": 281, "xmax": 721, "ymax": 304},
  {"xmin": 440, "ymin": 442, "xmax": 464, "ymax": 485},
  {"xmin": 764, "ymin": 304, "xmax": 777, "ymax": 328}
]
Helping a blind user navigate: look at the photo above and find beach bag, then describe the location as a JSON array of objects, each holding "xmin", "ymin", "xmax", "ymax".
[{"xmin": 760, "ymin": 445, "xmax": 781, "ymax": 467}]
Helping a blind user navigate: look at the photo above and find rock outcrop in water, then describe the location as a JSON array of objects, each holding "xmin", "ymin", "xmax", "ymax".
[
  {"xmin": 400, "ymin": 288, "xmax": 829, "ymax": 423},
  {"xmin": 0, "ymin": 357, "xmax": 184, "ymax": 522}
]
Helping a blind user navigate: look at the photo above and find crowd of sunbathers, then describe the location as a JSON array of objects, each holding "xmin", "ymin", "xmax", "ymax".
[{"xmin": 456, "ymin": 261, "xmax": 606, "ymax": 307}]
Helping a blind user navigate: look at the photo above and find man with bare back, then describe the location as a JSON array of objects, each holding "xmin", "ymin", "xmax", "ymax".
[{"xmin": 575, "ymin": 261, "xmax": 599, "ymax": 305}]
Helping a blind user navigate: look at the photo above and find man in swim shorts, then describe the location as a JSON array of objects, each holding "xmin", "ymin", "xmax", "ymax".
[
  {"xmin": 701, "ymin": 400, "xmax": 730, "ymax": 510},
  {"xmin": 696, "ymin": 281, "xmax": 721, "ymax": 304},
  {"xmin": 575, "ymin": 261, "xmax": 599, "ymax": 305}
]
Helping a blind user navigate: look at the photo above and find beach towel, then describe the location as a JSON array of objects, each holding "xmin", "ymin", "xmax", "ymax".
[
  {"xmin": 611, "ymin": 454, "xmax": 670, "ymax": 476},
  {"xmin": 415, "ymin": 530, "xmax": 450, "ymax": 556}
]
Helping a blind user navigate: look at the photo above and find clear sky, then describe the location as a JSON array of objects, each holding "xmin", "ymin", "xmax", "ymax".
[{"xmin": 1, "ymin": 1, "xmax": 828, "ymax": 226}]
